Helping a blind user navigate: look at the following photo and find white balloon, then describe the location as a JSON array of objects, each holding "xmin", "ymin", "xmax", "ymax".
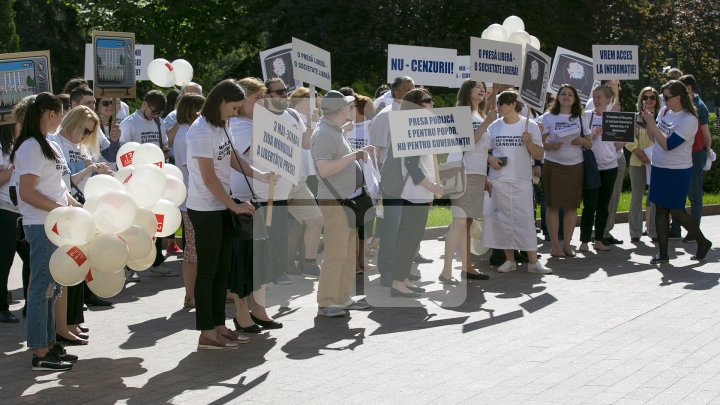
[
  {"xmin": 162, "ymin": 163, "xmax": 183, "ymax": 182},
  {"xmin": 508, "ymin": 30, "xmax": 531, "ymax": 46},
  {"xmin": 83, "ymin": 197, "xmax": 100, "ymax": 215},
  {"xmin": 147, "ymin": 58, "xmax": 176, "ymax": 88},
  {"xmin": 529, "ymin": 35, "xmax": 541, "ymax": 50},
  {"xmin": 49, "ymin": 244, "xmax": 91, "ymax": 286},
  {"xmin": 133, "ymin": 208, "xmax": 158, "ymax": 236},
  {"xmin": 114, "ymin": 166, "xmax": 135, "ymax": 186},
  {"xmin": 151, "ymin": 199, "xmax": 182, "ymax": 237},
  {"xmin": 83, "ymin": 174, "xmax": 123, "ymax": 200},
  {"xmin": 127, "ymin": 244, "xmax": 156, "ymax": 272},
  {"xmin": 171, "ymin": 59, "xmax": 194, "ymax": 87},
  {"xmin": 480, "ymin": 28, "xmax": 488, "ymax": 39},
  {"xmin": 86, "ymin": 268, "xmax": 125, "ymax": 298},
  {"xmin": 162, "ymin": 176, "xmax": 187, "ymax": 207},
  {"xmin": 56, "ymin": 207, "xmax": 96, "ymax": 246},
  {"xmin": 45, "ymin": 207, "xmax": 70, "ymax": 247},
  {"xmin": 132, "ymin": 143, "xmax": 165, "ymax": 168},
  {"xmin": 116, "ymin": 142, "xmax": 140, "ymax": 169},
  {"xmin": 88, "ymin": 233, "xmax": 129, "ymax": 274},
  {"xmin": 126, "ymin": 164, "xmax": 167, "ymax": 208},
  {"xmin": 93, "ymin": 190, "xmax": 138, "ymax": 234},
  {"xmin": 484, "ymin": 24, "xmax": 508, "ymax": 42},
  {"xmin": 502, "ymin": 15, "xmax": 525, "ymax": 33},
  {"xmin": 118, "ymin": 225, "xmax": 153, "ymax": 262}
]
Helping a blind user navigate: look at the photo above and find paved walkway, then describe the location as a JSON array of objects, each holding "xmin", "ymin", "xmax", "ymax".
[{"xmin": 2, "ymin": 217, "xmax": 720, "ymax": 404}]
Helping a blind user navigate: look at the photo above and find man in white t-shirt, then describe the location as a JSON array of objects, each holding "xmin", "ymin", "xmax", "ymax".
[{"xmin": 119, "ymin": 90, "xmax": 169, "ymax": 150}]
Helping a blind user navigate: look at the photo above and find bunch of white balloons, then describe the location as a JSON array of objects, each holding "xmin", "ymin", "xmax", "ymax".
[
  {"xmin": 147, "ymin": 58, "xmax": 194, "ymax": 88},
  {"xmin": 45, "ymin": 143, "xmax": 186, "ymax": 298},
  {"xmin": 480, "ymin": 15, "xmax": 541, "ymax": 50}
]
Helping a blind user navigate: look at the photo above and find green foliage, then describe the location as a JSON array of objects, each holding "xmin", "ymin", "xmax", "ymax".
[{"xmin": 0, "ymin": 0, "xmax": 20, "ymax": 53}]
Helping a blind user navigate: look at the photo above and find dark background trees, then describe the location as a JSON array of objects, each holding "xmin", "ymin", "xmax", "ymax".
[{"xmin": 1, "ymin": 0, "xmax": 717, "ymax": 106}]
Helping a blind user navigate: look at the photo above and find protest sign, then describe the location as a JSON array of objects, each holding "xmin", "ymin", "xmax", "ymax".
[
  {"xmin": 291, "ymin": 38, "xmax": 331, "ymax": 91},
  {"xmin": 259, "ymin": 43, "xmax": 302, "ymax": 92},
  {"xmin": 252, "ymin": 103, "xmax": 301, "ymax": 185},
  {"xmin": 547, "ymin": 47, "xmax": 595, "ymax": 103},
  {"xmin": 470, "ymin": 37, "xmax": 523, "ymax": 86},
  {"xmin": 518, "ymin": 45, "xmax": 552, "ymax": 113},
  {"xmin": 92, "ymin": 31, "xmax": 136, "ymax": 98},
  {"xmin": 0, "ymin": 50, "xmax": 52, "ymax": 124},
  {"xmin": 592, "ymin": 45, "xmax": 639, "ymax": 80},
  {"xmin": 389, "ymin": 107, "xmax": 474, "ymax": 158},
  {"xmin": 453, "ymin": 55, "xmax": 471, "ymax": 88},
  {"xmin": 387, "ymin": 44, "xmax": 458, "ymax": 87},
  {"xmin": 602, "ymin": 111, "xmax": 636, "ymax": 142},
  {"xmin": 84, "ymin": 44, "xmax": 153, "ymax": 81}
]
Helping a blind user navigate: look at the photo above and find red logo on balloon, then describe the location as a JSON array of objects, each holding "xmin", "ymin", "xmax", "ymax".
[
  {"xmin": 85, "ymin": 269, "xmax": 93, "ymax": 283},
  {"xmin": 155, "ymin": 214, "xmax": 165, "ymax": 232},
  {"xmin": 52, "ymin": 223, "xmax": 59, "ymax": 235},
  {"xmin": 67, "ymin": 246, "xmax": 88, "ymax": 267},
  {"xmin": 120, "ymin": 151, "xmax": 134, "ymax": 167},
  {"xmin": 153, "ymin": 161, "xmax": 163, "ymax": 168}
]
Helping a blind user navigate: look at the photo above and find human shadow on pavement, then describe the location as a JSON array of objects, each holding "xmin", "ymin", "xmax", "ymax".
[
  {"xmin": 367, "ymin": 306, "xmax": 468, "ymax": 336},
  {"xmin": 655, "ymin": 261, "xmax": 720, "ymax": 290},
  {"xmin": 120, "ymin": 309, "xmax": 192, "ymax": 350},
  {"xmin": 281, "ymin": 315, "xmax": 365, "ymax": 360}
]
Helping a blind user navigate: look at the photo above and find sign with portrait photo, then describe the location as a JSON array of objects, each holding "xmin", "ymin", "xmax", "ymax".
[
  {"xmin": 259, "ymin": 43, "xmax": 302, "ymax": 93},
  {"xmin": 547, "ymin": 47, "xmax": 595, "ymax": 104},
  {"xmin": 518, "ymin": 45, "xmax": 552, "ymax": 113},
  {"xmin": 92, "ymin": 30, "xmax": 136, "ymax": 99},
  {"xmin": 0, "ymin": 50, "xmax": 52, "ymax": 124}
]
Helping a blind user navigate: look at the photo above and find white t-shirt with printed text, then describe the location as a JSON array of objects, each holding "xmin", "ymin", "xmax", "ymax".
[
  {"xmin": 539, "ymin": 112, "xmax": 586, "ymax": 166},
  {"xmin": 185, "ymin": 116, "xmax": 233, "ymax": 211},
  {"xmin": 487, "ymin": 117, "xmax": 543, "ymax": 183},
  {"xmin": 586, "ymin": 112, "xmax": 619, "ymax": 170},
  {"xmin": 652, "ymin": 107, "xmax": 698, "ymax": 170},
  {"xmin": 119, "ymin": 110, "xmax": 168, "ymax": 147}
]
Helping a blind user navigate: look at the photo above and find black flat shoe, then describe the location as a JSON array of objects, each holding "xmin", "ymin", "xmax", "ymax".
[
  {"xmin": 390, "ymin": 287, "xmax": 421, "ymax": 298},
  {"xmin": 405, "ymin": 284, "xmax": 425, "ymax": 293},
  {"xmin": 692, "ymin": 239, "xmax": 712, "ymax": 261},
  {"xmin": 462, "ymin": 270, "xmax": 490, "ymax": 280},
  {"xmin": 438, "ymin": 275, "xmax": 460, "ymax": 286},
  {"xmin": 650, "ymin": 254, "xmax": 670, "ymax": 264},
  {"xmin": 76, "ymin": 333, "xmax": 89, "ymax": 340},
  {"xmin": 0, "ymin": 310, "xmax": 19, "ymax": 323},
  {"xmin": 250, "ymin": 313, "xmax": 283, "ymax": 329},
  {"xmin": 412, "ymin": 254, "xmax": 433, "ymax": 264},
  {"xmin": 233, "ymin": 317, "xmax": 262, "ymax": 334},
  {"xmin": 55, "ymin": 334, "xmax": 88, "ymax": 345},
  {"xmin": 78, "ymin": 325, "xmax": 89, "ymax": 333}
]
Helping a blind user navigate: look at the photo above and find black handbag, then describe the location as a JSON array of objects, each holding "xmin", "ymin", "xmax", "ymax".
[
  {"xmin": 222, "ymin": 128, "xmax": 269, "ymax": 240},
  {"xmin": 581, "ymin": 113, "xmax": 601, "ymax": 190},
  {"xmin": 339, "ymin": 189, "xmax": 374, "ymax": 228}
]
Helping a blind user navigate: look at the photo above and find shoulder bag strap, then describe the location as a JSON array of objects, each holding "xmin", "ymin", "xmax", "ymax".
[{"xmin": 222, "ymin": 127, "xmax": 259, "ymax": 201}]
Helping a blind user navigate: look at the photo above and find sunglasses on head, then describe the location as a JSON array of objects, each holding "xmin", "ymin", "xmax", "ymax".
[{"xmin": 641, "ymin": 95, "xmax": 656, "ymax": 101}]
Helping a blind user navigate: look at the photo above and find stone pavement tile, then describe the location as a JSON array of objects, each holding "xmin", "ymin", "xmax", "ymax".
[{"xmin": 681, "ymin": 390, "xmax": 720, "ymax": 404}]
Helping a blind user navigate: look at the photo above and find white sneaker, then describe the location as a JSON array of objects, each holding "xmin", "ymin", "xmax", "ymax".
[
  {"xmin": 497, "ymin": 260, "xmax": 517, "ymax": 273},
  {"xmin": 528, "ymin": 262, "xmax": 552, "ymax": 274},
  {"xmin": 579, "ymin": 243, "xmax": 589, "ymax": 252}
]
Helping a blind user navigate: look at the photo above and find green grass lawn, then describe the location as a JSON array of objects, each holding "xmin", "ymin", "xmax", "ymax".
[{"xmin": 426, "ymin": 192, "xmax": 720, "ymax": 228}]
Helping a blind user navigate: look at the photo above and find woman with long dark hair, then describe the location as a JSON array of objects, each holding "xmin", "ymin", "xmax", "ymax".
[
  {"xmin": 643, "ymin": 80, "xmax": 711, "ymax": 263},
  {"xmin": 11, "ymin": 92, "xmax": 80, "ymax": 370}
]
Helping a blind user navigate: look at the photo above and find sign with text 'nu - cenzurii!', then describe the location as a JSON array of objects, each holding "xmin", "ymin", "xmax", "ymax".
[
  {"xmin": 252, "ymin": 103, "xmax": 301, "ymax": 185},
  {"xmin": 592, "ymin": 45, "xmax": 639, "ymax": 80},
  {"xmin": 387, "ymin": 44, "xmax": 458, "ymax": 87},
  {"xmin": 470, "ymin": 37, "xmax": 523, "ymax": 86},
  {"xmin": 291, "ymin": 38, "xmax": 331, "ymax": 91},
  {"xmin": 389, "ymin": 107, "xmax": 474, "ymax": 158}
]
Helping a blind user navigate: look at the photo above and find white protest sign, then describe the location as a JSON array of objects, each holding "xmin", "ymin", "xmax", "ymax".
[
  {"xmin": 291, "ymin": 38, "xmax": 331, "ymax": 91},
  {"xmin": 389, "ymin": 107, "xmax": 474, "ymax": 158},
  {"xmin": 259, "ymin": 43, "xmax": 302, "ymax": 92},
  {"xmin": 547, "ymin": 47, "xmax": 595, "ymax": 104},
  {"xmin": 470, "ymin": 37, "xmax": 523, "ymax": 86},
  {"xmin": 252, "ymin": 104, "xmax": 301, "ymax": 185},
  {"xmin": 84, "ymin": 44, "xmax": 153, "ymax": 81},
  {"xmin": 518, "ymin": 45, "xmax": 552, "ymax": 113},
  {"xmin": 592, "ymin": 45, "xmax": 639, "ymax": 80},
  {"xmin": 453, "ymin": 55, "xmax": 471, "ymax": 88},
  {"xmin": 387, "ymin": 44, "xmax": 457, "ymax": 87}
]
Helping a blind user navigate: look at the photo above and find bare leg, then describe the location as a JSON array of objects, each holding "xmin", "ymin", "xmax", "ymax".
[
  {"xmin": 562, "ymin": 209, "xmax": 578, "ymax": 255},
  {"xmin": 182, "ymin": 261, "xmax": 197, "ymax": 305},
  {"xmin": 546, "ymin": 207, "xmax": 563, "ymax": 256},
  {"xmin": 231, "ymin": 293, "xmax": 253, "ymax": 327},
  {"xmin": 527, "ymin": 251, "xmax": 539, "ymax": 264},
  {"xmin": 441, "ymin": 217, "xmax": 464, "ymax": 278},
  {"xmin": 249, "ymin": 287, "xmax": 274, "ymax": 321},
  {"xmin": 504, "ymin": 250, "xmax": 515, "ymax": 262}
]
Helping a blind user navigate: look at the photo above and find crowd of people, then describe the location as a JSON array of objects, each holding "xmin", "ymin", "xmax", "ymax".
[{"xmin": 0, "ymin": 64, "xmax": 714, "ymax": 369}]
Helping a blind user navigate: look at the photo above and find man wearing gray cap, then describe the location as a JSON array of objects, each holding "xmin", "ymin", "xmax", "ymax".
[{"xmin": 311, "ymin": 91, "xmax": 373, "ymax": 317}]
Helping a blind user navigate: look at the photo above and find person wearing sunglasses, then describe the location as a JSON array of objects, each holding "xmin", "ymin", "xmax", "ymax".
[
  {"xmin": 625, "ymin": 87, "xmax": 660, "ymax": 243},
  {"xmin": 119, "ymin": 90, "xmax": 168, "ymax": 151},
  {"xmin": 483, "ymin": 91, "xmax": 550, "ymax": 274},
  {"xmin": 642, "ymin": 80, "xmax": 711, "ymax": 264}
]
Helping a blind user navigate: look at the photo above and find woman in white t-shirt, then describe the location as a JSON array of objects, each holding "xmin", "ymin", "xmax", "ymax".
[
  {"xmin": 386, "ymin": 89, "xmax": 443, "ymax": 297},
  {"xmin": 540, "ymin": 84, "xmax": 592, "ymax": 257},
  {"xmin": 482, "ymin": 91, "xmax": 550, "ymax": 274},
  {"xmin": 186, "ymin": 79, "xmax": 271, "ymax": 350},
  {"xmin": 441, "ymin": 80, "xmax": 496, "ymax": 284},
  {"xmin": 171, "ymin": 93, "xmax": 205, "ymax": 309},
  {"xmin": 11, "ymin": 92, "xmax": 82, "ymax": 370},
  {"xmin": 643, "ymin": 80, "xmax": 711, "ymax": 263},
  {"xmin": 227, "ymin": 77, "xmax": 285, "ymax": 334},
  {"xmin": 579, "ymin": 86, "xmax": 619, "ymax": 252}
]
